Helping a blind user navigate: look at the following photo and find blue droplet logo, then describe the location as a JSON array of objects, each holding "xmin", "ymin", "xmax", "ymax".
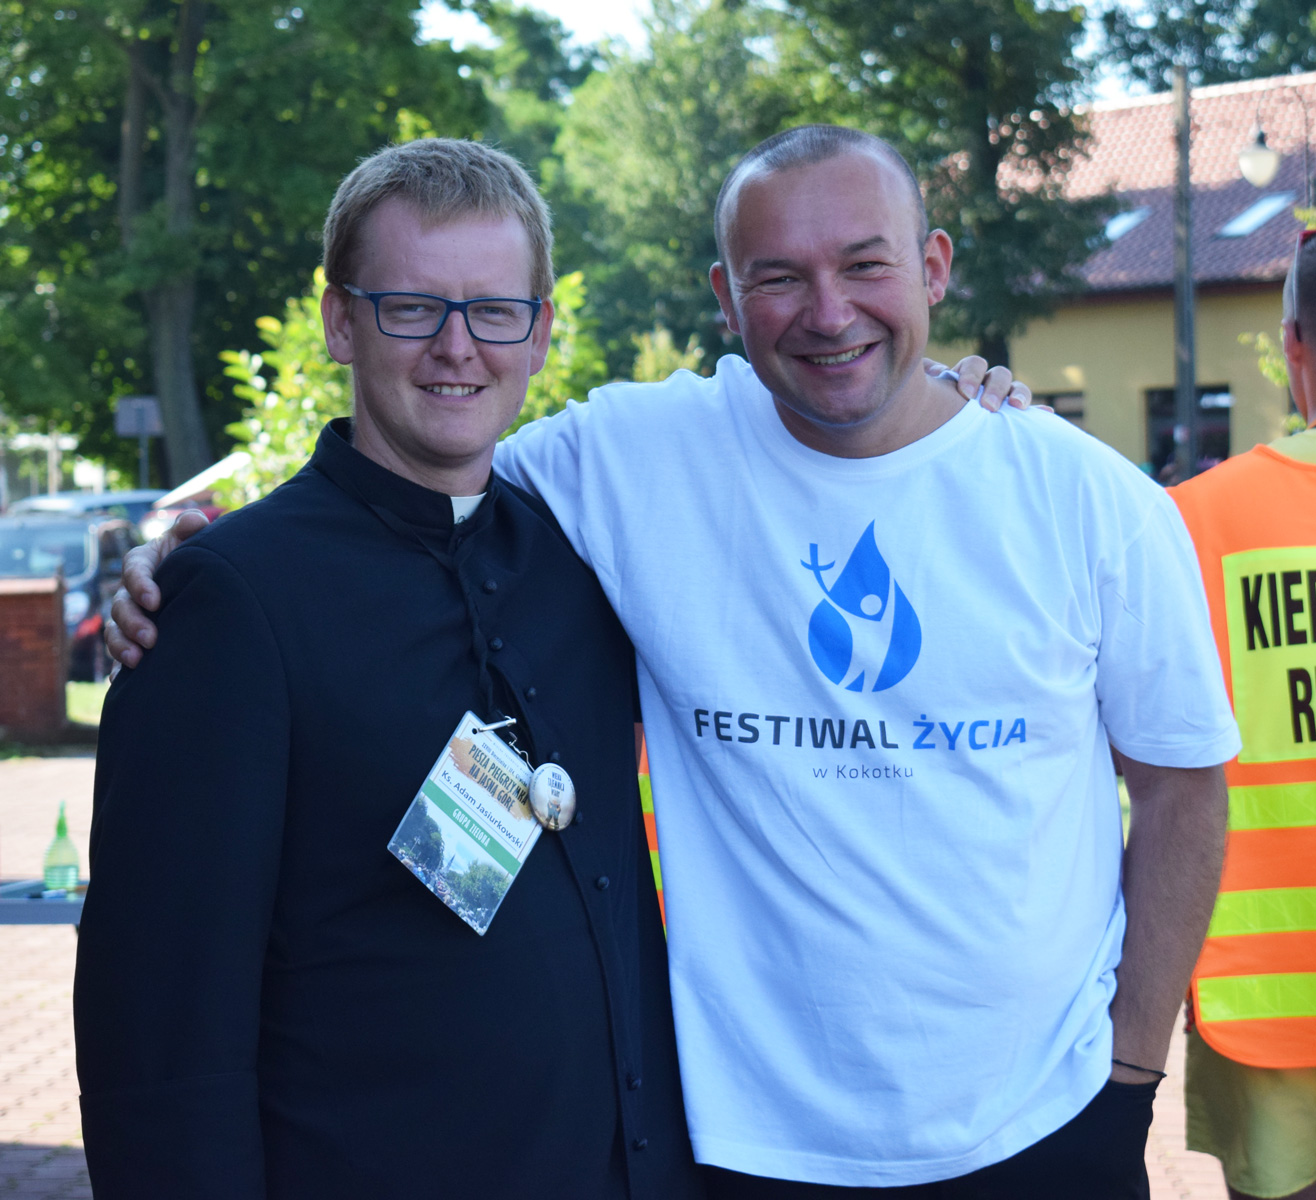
[{"xmin": 803, "ymin": 522, "xmax": 921, "ymax": 692}]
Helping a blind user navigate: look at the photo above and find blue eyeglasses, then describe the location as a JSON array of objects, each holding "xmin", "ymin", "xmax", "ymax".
[{"xmin": 341, "ymin": 285, "xmax": 542, "ymax": 344}]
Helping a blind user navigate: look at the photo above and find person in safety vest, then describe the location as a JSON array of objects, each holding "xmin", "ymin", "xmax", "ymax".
[{"xmin": 1171, "ymin": 228, "xmax": 1316, "ymax": 1200}]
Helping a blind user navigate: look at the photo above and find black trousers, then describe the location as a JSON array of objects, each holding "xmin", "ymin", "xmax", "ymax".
[{"xmin": 702, "ymin": 1079, "xmax": 1158, "ymax": 1200}]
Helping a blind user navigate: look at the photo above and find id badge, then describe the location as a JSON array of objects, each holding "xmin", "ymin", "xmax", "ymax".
[{"xmin": 388, "ymin": 711, "xmax": 541, "ymax": 936}]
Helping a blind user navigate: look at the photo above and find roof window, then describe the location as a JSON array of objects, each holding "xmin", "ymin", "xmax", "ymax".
[
  {"xmin": 1105, "ymin": 207, "xmax": 1150, "ymax": 241},
  {"xmin": 1218, "ymin": 193, "xmax": 1295, "ymax": 238}
]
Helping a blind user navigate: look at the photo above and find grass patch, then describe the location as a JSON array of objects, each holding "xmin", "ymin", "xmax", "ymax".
[{"xmin": 67, "ymin": 680, "xmax": 111, "ymax": 727}]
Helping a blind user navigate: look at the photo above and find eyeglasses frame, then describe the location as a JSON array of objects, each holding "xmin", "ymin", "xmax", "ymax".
[{"xmin": 340, "ymin": 284, "xmax": 543, "ymax": 345}]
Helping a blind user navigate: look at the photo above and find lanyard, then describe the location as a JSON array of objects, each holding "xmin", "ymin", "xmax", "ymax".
[{"xmin": 338, "ymin": 476, "xmax": 577, "ymax": 830}]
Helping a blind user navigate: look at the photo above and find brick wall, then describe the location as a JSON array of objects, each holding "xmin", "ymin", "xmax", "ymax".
[{"xmin": 0, "ymin": 578, "xmax": 66, "ymax": 739}]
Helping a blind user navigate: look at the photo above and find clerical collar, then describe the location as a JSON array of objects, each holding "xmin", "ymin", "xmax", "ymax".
[{"xmin": 310, "ymin": 418, "xmax": 497, "ymax": 534}]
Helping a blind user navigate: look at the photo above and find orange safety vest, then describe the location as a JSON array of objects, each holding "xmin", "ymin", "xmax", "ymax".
[
  {"xmin": 637, "ymin": 736, "xmax": 665, "ymax": 926},
  {"xmin": 1172, "ymin": 444, "xmax": 1316, "ymax": 1069}
]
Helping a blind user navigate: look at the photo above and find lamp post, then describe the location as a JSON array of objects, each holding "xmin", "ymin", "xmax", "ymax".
[{"xmin": 1173, "ymin": 63, "xmax": 1198, "ymax": 483}]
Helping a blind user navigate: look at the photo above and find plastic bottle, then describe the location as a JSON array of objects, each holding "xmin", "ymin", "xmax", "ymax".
[{"xmin": 42, "ymin": 802, "xmax": 79, "ymax": 893}]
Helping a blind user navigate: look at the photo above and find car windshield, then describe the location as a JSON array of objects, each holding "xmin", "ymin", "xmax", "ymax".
[{"xmin": 0, "ymin": 524, "xmax": 90, "ymax": 579}]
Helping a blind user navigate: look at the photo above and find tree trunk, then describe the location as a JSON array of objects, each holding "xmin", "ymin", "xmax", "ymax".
[
  {"xmin": 975, "ymin": 330, "xmax": 1010, "ymax": 371},
  {"xmin": 120, "ymin": 0, "xmax": 213, "ymax": 485},
  {"xmin": 144, "ymin": 283, "xmax": 209, "ymax": 483}
]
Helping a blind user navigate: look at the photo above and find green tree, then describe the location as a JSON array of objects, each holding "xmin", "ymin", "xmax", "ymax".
[
  {"xmin": 0, "ymin": 0, "xmax": 484, "ymax": 482},
  {"xmin": 464, "ymin": 0, "xmax": 597, "ymax": 173},
  {"xmin": 454, "ymin": 1, "xmax": 603, "ymax": 291},
  {"xmin": 506, "ymin": 270, "xmax": 608, "ymax": 434},
  {"xmin": 557, "ymin": 0, "xmax": 810, "ymax": 372},
  {"xmin": 1238, "ymin": 0, "xmax": 1316, "ymax": 77},
  {"xmin": 450, "ymin": 859, "xmax": 509, "ymax": 912},
  {"xmin": 630, "ymin": 325, "xmax": 707, "ymax": 383},
  {"xmin": 213, "ymin": 270, "xmax": 349, "ymax": 509},
  {"xmin": 1099, "ymin": 0, "xmax": 1316, "ymax": 89},
  {"xmin": 796, "ymin": 0, "xmax": 1112, "ymax": 365}
]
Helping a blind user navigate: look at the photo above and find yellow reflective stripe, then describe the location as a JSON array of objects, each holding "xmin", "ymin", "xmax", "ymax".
[
  {"xmin": 1197, "ymin": 972, "xmax": 1316, "ymax": 1022},
  {"xmin": 1207, "ymin": 887, "xmax": 1316, "ymax": 937},
  {"xmin": 638, "ymin": 773, "xmax": 662, "ymax": 894},
  {"xmin": 1228, "ymin": 781, "xmax": 1316, "ymax": 831}
]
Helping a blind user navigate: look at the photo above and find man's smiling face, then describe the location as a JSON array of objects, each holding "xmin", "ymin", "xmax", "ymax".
[
  {"xmin": 710, "ymin": 150, "xmax": 952, "ymax": 458},
  {"xmin": 322, "ymin": 198, "xmax": 552, "ymax": 495}
]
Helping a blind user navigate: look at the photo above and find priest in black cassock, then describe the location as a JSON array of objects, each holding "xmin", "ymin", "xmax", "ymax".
[{"xmin": 74, "ymin": 138, "xmax": 703, "ymax": 1200}]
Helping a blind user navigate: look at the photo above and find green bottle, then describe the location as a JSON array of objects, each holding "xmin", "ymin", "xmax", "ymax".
[{"xmin": 42, "ymin": 802, "xmax": 79, "ymax": 893}]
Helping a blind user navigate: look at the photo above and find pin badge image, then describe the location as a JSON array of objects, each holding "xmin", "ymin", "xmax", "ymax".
[{"xmin": 529, "ymin": 762, "xmax": 576, "ymax": 831}]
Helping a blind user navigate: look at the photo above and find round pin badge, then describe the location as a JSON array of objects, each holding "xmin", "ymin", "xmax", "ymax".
[{"xmin": 529, "ymin": 762, "xmax": 576, "ymax": 831}]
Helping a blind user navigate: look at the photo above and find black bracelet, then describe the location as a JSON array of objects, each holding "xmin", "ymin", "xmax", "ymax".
[{"xmin": 1112, "ymin": 1057, "xmax": 1167, "ymax": 1080}]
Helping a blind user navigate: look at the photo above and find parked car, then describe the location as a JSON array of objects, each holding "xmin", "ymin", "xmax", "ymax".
[
  {"xmin": 7, "ymin": 489, "xmax": 167, "ymax": 525},
  {"xmin": 139, "ymin": 501, "xmax": 224, "ymax": 542},
  {"xmin": 0, "ymin": 514, "xmax": 142, "ymax": 681}
]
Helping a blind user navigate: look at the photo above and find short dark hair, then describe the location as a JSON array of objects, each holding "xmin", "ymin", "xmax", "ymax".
[
  {"xmin": 1284, "ymin": 230, "xmax": 1316, "ymax": 336},
  {"xmin": 323, "ymin": 138, "xmax": 554, "ymax": 302},
  {"xmin": 713, "ymin": 125, "xmax": 929, "ymax": 265}
]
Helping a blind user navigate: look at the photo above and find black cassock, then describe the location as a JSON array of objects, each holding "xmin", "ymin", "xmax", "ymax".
[{"xmin": 75, "ymin": 420, "xmax": 701, "ymax": 1200}]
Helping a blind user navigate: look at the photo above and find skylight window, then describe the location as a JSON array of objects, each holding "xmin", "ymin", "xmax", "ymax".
[
  {"xmin": 1105, "ymin": 207, "xmax": 1150, "ymax": 241},
  {"xmin": 1218, "ymin": 193, "xmax": 1295, "ymax": 238}
]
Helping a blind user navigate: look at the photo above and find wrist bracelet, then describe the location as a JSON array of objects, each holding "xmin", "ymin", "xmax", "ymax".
[{"xmin": 1112, "ymin": 1057, "xmax": 1167, "ymax": 1080}]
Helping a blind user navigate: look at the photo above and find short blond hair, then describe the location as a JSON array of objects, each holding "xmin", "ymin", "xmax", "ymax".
[{"xmin": 323, "ymin": 138, "xmax": 554, "ymax": 300}]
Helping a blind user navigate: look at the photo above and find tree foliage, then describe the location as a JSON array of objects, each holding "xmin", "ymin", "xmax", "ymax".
[
  {"xmin": 1100, "ymin": 0, "xmax": 1316, "ymax": 90},
  {"xmin": 557, "ymin": 0, "xmax": 814, "ymax": 371},
  {"xmin": 507, "ymin": 270, "xmax": 607, "ymax": 434},
  {"xmin": 448, "ymin": 859, "xmax": 509, "ymax": 912},
  {"xmin": 631, "ymin": 325, "xmax": 707, "ymax": 383},
  {"xmin": 795, "ymin": 0, "xmax": 1111, "ymax": 364},
  {"xmin": 555, "ymin": 0, "xmax": 1107, "ymax": 369},
  {"xmin": 0, "ymin": 0, "xmax": 484, "ymax": 482},
  {"xmin": 213, "ymin": 269, "xmax": 348, "ymax": 509}
]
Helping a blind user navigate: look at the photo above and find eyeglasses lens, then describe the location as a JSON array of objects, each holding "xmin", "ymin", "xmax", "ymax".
[{"xmin": 375, "ymin": 295, "xmax": 535, "ymax": 343}]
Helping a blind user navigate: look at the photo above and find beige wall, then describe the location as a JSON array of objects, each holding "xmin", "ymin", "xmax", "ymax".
[{"xmin": 929, "ymin": 288, "xmax": 1292, "ymax": 467}]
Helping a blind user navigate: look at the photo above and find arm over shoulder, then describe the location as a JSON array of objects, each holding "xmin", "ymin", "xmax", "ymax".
[{"xmin": 75, "ymin": 544, "xmax": 291, "ymax": 1199}]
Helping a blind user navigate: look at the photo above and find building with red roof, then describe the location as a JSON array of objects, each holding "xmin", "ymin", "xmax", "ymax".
[{"xmin": 930, "ymin": 70, "xmax": 1314, "ymax": 472}]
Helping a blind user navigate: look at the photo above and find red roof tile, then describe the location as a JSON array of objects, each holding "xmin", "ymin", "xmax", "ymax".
[{"xmin": 1054, "ymin": 72, "xmax": 1316, "ymax": 292}]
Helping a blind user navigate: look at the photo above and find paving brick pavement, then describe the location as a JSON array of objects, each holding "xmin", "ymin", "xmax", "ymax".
[
  {"xmin": 1, "ymin": 753, "xmax": 94, "ymax": 1200},
  {"xmin": 0, "ymin": 754, "xmax": 1233, "ymax": 1199}
]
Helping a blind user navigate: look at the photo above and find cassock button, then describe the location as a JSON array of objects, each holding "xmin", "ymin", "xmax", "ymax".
[
  {"xmin": 627, "ymin": 1074, "xmax": 642, "ymax": 1090},
  {"xmin": 549, "ymin": 750, "xmax": 561, "ymax": 763},
  {"xmin": 632, "ymin": 1138, "xmax": 648, "ymax": 1151},
  {"xmin": 525, "ymin": 686, "xmax": 537, "ymax": 700},
  {"xmin": 595, "ymin": 876, "xmax": 610, "ymax": 891},
  {"xmin": 489, "ymin": 637, "xmax": 504, "ymax": 651},
  {"xmin": 482, "ymin": 578, "xmax": 498, "ymax": 593}
]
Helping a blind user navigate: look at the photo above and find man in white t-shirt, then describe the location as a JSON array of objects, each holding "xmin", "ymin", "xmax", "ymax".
[
  {"xmin": 110, "ymin": 127, "xmax": 1238, "ymax": 1197},
  {"xmin": 494, "ymin": 127, "xmax": 1238, "ymax": 1198}
]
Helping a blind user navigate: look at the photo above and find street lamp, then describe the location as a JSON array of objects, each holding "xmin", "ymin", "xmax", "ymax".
[
  {"xmin": 1238, "ymin": 127, "xmax": 1282, "ymax": 189},
  {"xmin": 1238, "ymin": 89, "xmax": 1313, "ymax": 206}
]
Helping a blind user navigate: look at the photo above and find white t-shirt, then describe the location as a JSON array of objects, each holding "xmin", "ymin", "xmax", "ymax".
[{"xmin": 495, "ymin": 355, "xmax": 1240, "ymax": 1186}]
